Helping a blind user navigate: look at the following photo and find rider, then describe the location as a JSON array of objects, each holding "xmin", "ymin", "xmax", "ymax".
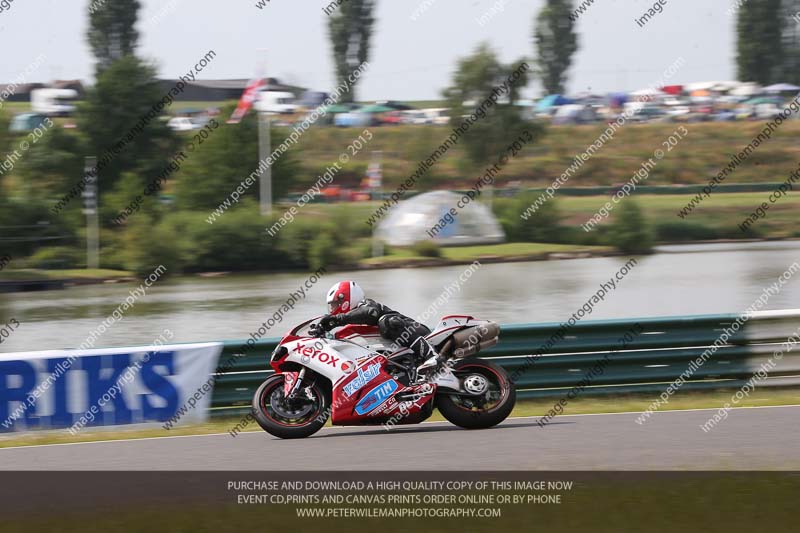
[{"xmin": 316, "ymin": 281, "xmax": 434, "ymax": 365}]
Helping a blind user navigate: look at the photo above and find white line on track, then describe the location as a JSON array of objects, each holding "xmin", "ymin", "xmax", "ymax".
[{"xmin": 2, "ymin": 403, "xmax": 799, "ymax": 452}]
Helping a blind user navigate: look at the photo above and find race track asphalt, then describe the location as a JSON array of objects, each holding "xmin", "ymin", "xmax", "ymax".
[{"xmin": 1, "ymin": 405, "xmax": 798, "ymax": 470}]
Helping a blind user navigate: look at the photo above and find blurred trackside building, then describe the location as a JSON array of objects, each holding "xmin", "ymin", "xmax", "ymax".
[
  {"xmin": 155, "ymin": 78, "xmax": 304, "ymax": 102},
  {"xmin": 0, "ymin": 80, "xmax": 84, "ymax": 103}
]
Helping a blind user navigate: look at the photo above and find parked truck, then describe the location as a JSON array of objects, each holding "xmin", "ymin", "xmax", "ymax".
[{"xmin": 30, "ymin": 88, "xmax": 79, "ymax": 116}]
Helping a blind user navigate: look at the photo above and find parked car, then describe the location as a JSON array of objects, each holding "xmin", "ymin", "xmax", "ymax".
[
  {"xmin": 552, "ymin": 104, "xmax": 598, "ymax": 125},
  {"xmin": 254, "ymin": 91, "xmax": 299, "ymax": 114},
  {"xmin": 402, "ymin": 110, "xmax": 426, "ymax": 124},
  {"xmin": 627, "ymin": 105, "xmax": 668, "ymax": 123},
  {"xmin": 297, "ymin": 91, "xmax": 329, "ymax": 109},
  {"xmin": 734, "ymin": 103, "xmax": 756, "ymax": 120},
  {"xmin": 30, "ymin": 88, "xmax": 79, "ymax": 116},
  {"xmin": 664, "ymin": 105, "xmax": 691, "ymax": 119},
  {"xmin": 379, "ymin": 110, "xmax": 406, "ymax": 125},
  {"xmin": 714, "ymin": 110, "xmax": 737, "ymax": 121},
  {"xmin": 334, "ymin": 111, "xmax": 373, "ymax": 127},
  {"xmin": 9, "ymin": 113, "xmax": 49, "ymax": 133},
  {"xmin": 167, "ymin": 117, "xmax": 196, "ymax": 131},
  {"xmin": 406, "ymin": 108, "xmax": 450, "ymax": 125},
  {"xmin": 754, "ymin": 103, "xmax": 783, "ymax": 119},
  {"xmin": 423, "ymin": 108, "xmax": 451, "ymax": 125}
]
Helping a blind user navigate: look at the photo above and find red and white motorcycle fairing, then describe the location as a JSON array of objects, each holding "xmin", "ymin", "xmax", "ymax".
[{"xmin": 275, "ymin": 316, "xmax": 466, "ymax": 426}]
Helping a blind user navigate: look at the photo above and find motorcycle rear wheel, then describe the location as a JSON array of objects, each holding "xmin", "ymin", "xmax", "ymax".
[
  {"xmin": 251, "ymin": 375, "xmax": 330, "ymax": 439},
  {"xmin": 436, "ymin": 357, "xmax": 516, "ymax": 429}
]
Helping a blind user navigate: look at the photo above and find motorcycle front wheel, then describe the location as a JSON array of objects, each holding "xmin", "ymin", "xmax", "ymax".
[
  {"xmin": 436, "ymin": 357, "xmax": 516, "ymax": 429},
  {"xmin": 251, "ymin": 374, "xmax": 330, "ymax": 439}
]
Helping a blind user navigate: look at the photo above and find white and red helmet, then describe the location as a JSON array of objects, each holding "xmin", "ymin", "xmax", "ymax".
[{"xmin": 326, "ymin": 281, "xmax": 365, "ymax": 315}]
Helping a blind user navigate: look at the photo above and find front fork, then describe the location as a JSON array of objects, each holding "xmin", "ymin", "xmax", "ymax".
[{"xmin": 283, "ymin": 368, "xmax": 319, "ymax": 404}]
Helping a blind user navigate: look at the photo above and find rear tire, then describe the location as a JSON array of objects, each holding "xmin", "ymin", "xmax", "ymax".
[
  {"xmin": 436, "ymin": 357, "xmax": 516, "ymax": 429},
  {"xmin": 252, "ymin": 375, "xmax": 330, "ymax": 439}
]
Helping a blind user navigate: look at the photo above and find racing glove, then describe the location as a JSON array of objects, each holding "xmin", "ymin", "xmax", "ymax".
[{"xmin": 319, "ymin": 314, "xmax": 341, "ymax": 331}]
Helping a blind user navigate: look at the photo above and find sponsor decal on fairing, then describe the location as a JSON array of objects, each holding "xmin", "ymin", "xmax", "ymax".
[
  {"xmin": 355, "ymin": 380, "xmax": 398, "ymax": 415},
  {"xmin": 294, "ymin": 343, "xmax": 339, "ymax": 367},
  {"xmin": 343, "ymin": 363, "xmax": 381, "ymax": 397}
]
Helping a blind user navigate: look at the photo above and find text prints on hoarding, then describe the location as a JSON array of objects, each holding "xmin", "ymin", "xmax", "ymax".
[{"xmin": 0, "ymin": 343, "xmax": 222, "ymax": 431}]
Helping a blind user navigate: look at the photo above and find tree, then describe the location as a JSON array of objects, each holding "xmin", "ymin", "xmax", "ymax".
[
  {"xmin": 534, "ymin": 0, "xmax": 578, "ymax": 95},
  {"xmin": 443, "ymin": 44, "xmax": 543, "ymax": 168},
  {"xmin": 87, "ymin": 0, "xmax": 142, "ymax": 72},
  {"xmin": 176, "ymin": 103, "xmax": 299, "ymax": 209},
  {"xmin": 781, "ymin": 0, "xmax": 800, "ymax": 84},
  {"xmin": 609, "ymin": 199, "xmax": 653, "ymax": 254},
  {"xmin": 496, "ymin": 194, "xmax": 563, "ymax": 243},
  {"xmin": 78, "ymin": 56, "xmax": 178, "ymax": 195},
  {"xmin": 737, "ymin": 0, "xmax": 784, "ymax": 84},
  {"xmin": 327, "ymin": 0, "xmax": 375, "ymax": 103},
  {"xmin": 16, "ymin": 126, "xmax": 84, "ymax": 200},
  {"xmin": 0, "ymin": 110, "xmax": 10, "ymax": 190}
]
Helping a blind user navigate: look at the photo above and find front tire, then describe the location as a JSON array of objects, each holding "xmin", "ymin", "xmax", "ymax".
[
  {"xmin": 436, "ymin": 357, "xmax": 516, "ymax": 429},
  {"xmin": 251, "ymin": 375, "xmax": 330, "ymax": 439}
]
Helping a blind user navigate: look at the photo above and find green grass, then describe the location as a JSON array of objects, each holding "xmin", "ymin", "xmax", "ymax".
[
  {"xmin": 557, "ymin": 191, "xmax": 800, "ymax": 237},
  {"xmin": 0, "ymin": 268, "xmax": 134, "ymax": 281},
  {"xmin": 0, "ymin": 101, "xmax": 31, "ymax": 113},
  {"xmin": 2, "ymin": 387, "xmax": 798, "ymax": 449},
  {"xmin": 359, "ymin": 242, "xmax": 612, "ymax": 267},
  {"xmin": 289, "ymin": 120, "xmax": 800, "ymax": 191},
  {"xmin": 442, "ymin": 242, "xmax": 609, "ymax": 260},
  {"xmin": 171, "ymin": 100, "xmax": 234, "ymax": 112}
]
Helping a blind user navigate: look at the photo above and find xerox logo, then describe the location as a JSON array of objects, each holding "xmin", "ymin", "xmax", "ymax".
[{"xmin": 294, "ymin": 343, "xmax": 340, "ymax": 367}]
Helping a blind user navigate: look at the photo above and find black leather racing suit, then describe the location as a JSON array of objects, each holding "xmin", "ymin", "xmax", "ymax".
[{"xmin": 321, "ymin": 299, "xmax": 432, "ymax": 362}]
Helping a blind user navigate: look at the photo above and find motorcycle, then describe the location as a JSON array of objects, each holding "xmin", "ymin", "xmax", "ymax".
[{"xmin": 251, "ymin": 315, "xmax": 516, "ymax": 439}]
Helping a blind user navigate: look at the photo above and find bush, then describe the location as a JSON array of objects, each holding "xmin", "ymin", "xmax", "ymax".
[
  {"xmin": 114, "ymin": 203, "xmax": 369, "ymax": 275},
  {"xmin": 308, "ymin": 230, "xmax": 341, "ymax": 270},
  {"xmin": 182, "ymin": 204, "xmax": 280, "ymax": 272},
  {"xmin": 27, "ymin": 247, "xmax": 84, "ymax": 269},
  {"xmin": 495, "ymin": 194, "xmax": 564, "ymax": 243},
  {"xmin": 412, "ymin": 240, "xmax": 442, "ymax": 258},
  {"xmin": 121, "ymin": 213, "xmax": 183, "ymax": 278},
  {"xmin": 275, "ymin": 217, "xmax": 322, "ymax": 270},
  {"xmin": 721, "ymin": 223, "xmax": 764, "ymax": 239},
  {"xmin": 0, "ymin": 199, "xmax": 78, "ymax": 258},
  {"xmin": 608, "ymin": 199, "xmax": 654, "ymax": 254},
  {"xmin": 560, "ymin": 224, "xmax": 611, "ymax": 246},
  {"xmin": 655, "ymin": 221, "xmax": 719, "ymax": 242}
]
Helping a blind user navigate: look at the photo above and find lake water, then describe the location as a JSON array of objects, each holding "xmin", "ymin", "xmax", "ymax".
[{"xmin": 1, "ymin": 241, "xmax": 799, "ymax": 353}]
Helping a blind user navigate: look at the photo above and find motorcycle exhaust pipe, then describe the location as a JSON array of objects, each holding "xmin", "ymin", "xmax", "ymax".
[
  {"xmin": 450, "ymin": 322, "xmax": 500, "ymax": 358},
  {"xmin": 453, "ymin": 337, "xmax": 498, "ymax": 358}
]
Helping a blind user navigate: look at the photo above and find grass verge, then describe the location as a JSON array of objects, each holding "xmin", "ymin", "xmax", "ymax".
[
  {"xmin": 359, "ymin": 242, "xmax": 612, "ymax": 267},
  {"xmin": 0, "ymin": 268, "xmax": 134, "ymax": 281}
]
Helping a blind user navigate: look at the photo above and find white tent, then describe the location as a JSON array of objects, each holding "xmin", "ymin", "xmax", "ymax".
[
  {"xmin": 630, "ymin": 87, "xmax": 663, "ymax": 97},
  {"xmin": 729, "ymin": 82, "xmax": 762, "ymax": 96},
  {"xmin": 709, "ymin": 81, "xmax": 744, "ymax": 92},
  {"xmin": 764, "ymin": 83, "xmax": 800, "ymax": 93},
  {"xmin": 376, "ymin": 191, "xmax": 505, "ymax": 247}
]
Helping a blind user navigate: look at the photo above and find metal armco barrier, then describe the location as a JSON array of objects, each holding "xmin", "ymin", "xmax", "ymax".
[{"xmin": 210, "ymin": 310, "xmax": 800, "ymax": 416}]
